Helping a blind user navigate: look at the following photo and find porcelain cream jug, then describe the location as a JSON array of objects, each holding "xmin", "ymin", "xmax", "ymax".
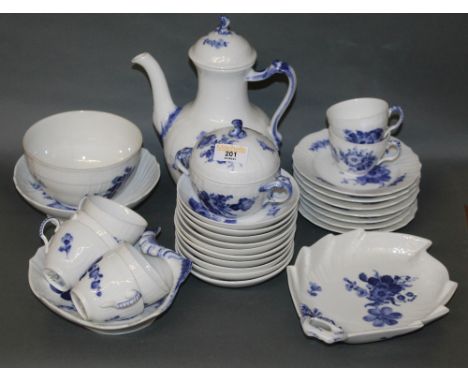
[{"xmin": 132, "ymin": 16, "xmax": 297, "ymax": 182}]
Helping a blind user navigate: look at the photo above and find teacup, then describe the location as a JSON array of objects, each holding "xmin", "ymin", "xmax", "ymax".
[
  {"xmin": 79, "ymin": 196, "xmax": 148, "ymax": 244},
  {"xmin": 71, "ymin": 246, "xmax": 145, "ymax": 322},
  {"xmin": 329, "ymin": 130, "xmax": 401, "ymax": 175},
  {"xmin": 327, "ymin": 98, "xmax": 404, "ymax": 143},
  {"xmin": 176, "ymin": 120, "xmax": 293, "ymax": 219},
  {"xmin": 40, "ymin": 211, "xmax": 120, "ymax": 292}
]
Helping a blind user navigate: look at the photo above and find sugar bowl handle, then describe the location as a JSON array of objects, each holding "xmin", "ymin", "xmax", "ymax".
[
  {"xmin": 174, "ymin": 147, "xmax": 193, "ymax": 175},
  {"xmin": 246, "ymin": 60, "xmax": 297, "ymax": 148}
]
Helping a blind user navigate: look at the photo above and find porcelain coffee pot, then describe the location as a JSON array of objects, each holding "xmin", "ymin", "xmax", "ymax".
[{"xmin": 132, "ymin": 16, "xmax": 297, "ymax": 182}]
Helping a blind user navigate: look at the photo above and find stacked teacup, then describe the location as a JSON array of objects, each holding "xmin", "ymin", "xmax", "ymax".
[
  {"xmin": 294, "ymin": 98, "xmax": 421, "ymax": 232},
  {"xmin": 174, "ymin": 120, "xmax": 299, "ymax": 287},
  {"xmin": 40, "ymin": 196, "xmax": 175, "ymax": 322}
]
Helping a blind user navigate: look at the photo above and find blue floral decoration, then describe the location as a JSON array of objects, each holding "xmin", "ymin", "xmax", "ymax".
[
  {"xmin": 30, "ymin": 181, "xmax": 75, "ymax": 211},
  {"xmin": 300, "ymin": 304, "xmax": 338, "ymax": 326},
  {"xmin": 267, "ymin": 204, "xmax": 281, "ymax": 217},
  {"xmin": 87, "ymin": 262, "xmax": 104, "ymax": 297},
  {"xmin": 198, "ymin": 191, "xmax": 256, "ymax": 218},
  {"xmin": 101, "ymin": 166, "xmax": 134, "ymax": 199},
  {"xmin": 49, "ymin": 284, "xmax": 72, "ymax": 301},
  {"xmin": 363, "ymin": 306, "xmax": 402, "ymax": 327},
  {"xmin": 344, "ymin": 271, "xmax": 417, "ymax": 327},
  {"xmin": 257, "ymin": 139, "xmax": 275, "ymax": 152},
  {"xmin": 338, "ymin": 148, "xmax": 377, "ymax": 173},
  {"xmin": 188, "ymin": 197, "xmax": 237, "ymax": 224},
  {"xmin": 353, "ymin": 165, "xmax": 392, "ymax": 186},
  {"xmin": 307, "ymin": 282, "xmax": 322, "ymax": 297},
  {"xmin": 344, "ymin": 128, "xmax": 384, "ymax": 144},
  {"xmin": 309, "ymin": 139, "xmax": 330, "ymax": 152},
  {"xmin": 58, "ymin": 233, "xmax": 73, "ymax": 256},
  {"xmin": 387, "ymin": 174, "xmax": 406, "ymax": 187},
  {"xmin": 173, "ymin": 146, "xmax": 193, "ymax": 171},
  {"xmin": 160, "ymin": 106, "xmax": 182, "ymax": 139},
  {"xmin": 203, "ymin": 38, "xmax": 229, "ymax": 49}
]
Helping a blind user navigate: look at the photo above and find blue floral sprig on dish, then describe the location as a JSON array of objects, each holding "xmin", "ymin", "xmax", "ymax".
[
  {"xmin": 101, "ymin": 166, "xmax": 134, "ymax": 199},
  {"xmin": 344, "ymin": 128, "xmax": 384, "ymax": 144},
  {"xmin": 198, "ymin": 191, "xmax": 256, "ymax": 218},
  {"xmin": 307, "ymin": 282, "xmax": 322, "ymax": 297},
  {"xmin": 344, "ymin": 271, "xmax": 417, "ymax": 307},
  {"xmin": 353, "ymin": 165, "xmax": 392, "ymax": 186},
  {"xmin": 338, "ymin": 148, "xmax": 377, "ymax": 173},
  {"xmin": 309, "ymin": 139, "xmax": 330, "ymax": 152},
  {"xmin": 300, "ymin": 304, "xmax": 338, "ymax": 326},
  {"xmin": 363, "ymin": 306, "xmax": 403, "ymax": 328},
  {"xmin": 58, "ymin": 233, "xmax": 73, "ymax": 256}
]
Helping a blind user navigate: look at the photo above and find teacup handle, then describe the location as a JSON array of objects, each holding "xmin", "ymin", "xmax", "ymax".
[
  {"xmin": 301, "ymin": 317, "xmax": 347, "ymax": 344},
  {"xmin": 39, "ymin": 217, "xmax": 61, "ymax": 253},
  {"xmin": 259, "ymin": 174, "xmax": 293, "ymax": 205},
  {"xmin": 246, "ymin": 60, "xmax": 297, "ymax": 148},
  {"xmin": 376, "ymin": 139, "xmax": 401, "ymax": 166},
  {"xmin": 174, "ymin": 147, "xmax": 192, "ymax": 176},
  {"xmin": 386, "ymin": 106, "xmax": 404, "ymax": 137}
]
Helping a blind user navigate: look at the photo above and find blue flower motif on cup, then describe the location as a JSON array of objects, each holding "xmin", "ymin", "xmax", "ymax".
[
  {"xmin": 198, "ymin": 191, "xmax": 256, "ymax": 218},
  {"xmin": 309, "ymin": 139, "xmax": 330, "ymax": 152},
  {"xmin": 87, "ymin": 262, "xmax": 104, "ymax": 297},
  {"xmin": 101, "ymin": 166, "xmax": 134, "ymax": 199},
  {"xmin": 338, "ymin": 148, "xmax": 377, "ymax": 173},
  {"xmin": 203, "ymin": 38, "xmax": 229, "ymax": 49},
  {"xmin": 353, "ymin": 165, "xmax": 392, "ymax": 186},
  {"xmin": 58, "ymin": 233, "xmax": 73, "ymax": 256},
  {"xmin": 363, "ymin": 306, "xmax": 403, "ymax": 327},
  {"xmin": 307, "ymin": 282, "xmax": 322, "ymax": 297},
  {"xmin": 344, "ymin": 128, "xmax": 384, "ymax": 144}
]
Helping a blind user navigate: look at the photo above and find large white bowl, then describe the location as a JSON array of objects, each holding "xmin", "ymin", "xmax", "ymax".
[{"xmin": 23, "ymin": 110, "xmax": 143, "ymax": 205}]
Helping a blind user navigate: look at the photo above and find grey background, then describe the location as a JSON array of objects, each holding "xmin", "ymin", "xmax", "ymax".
[{"xmin": 0, "ymin": 14, "xmax": 467, "ymax": 367}]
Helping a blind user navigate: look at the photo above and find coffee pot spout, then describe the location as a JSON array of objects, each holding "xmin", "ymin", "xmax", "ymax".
[{"xmin": 132, "ymin": 52, "xmax": 179, "ymax": 139}]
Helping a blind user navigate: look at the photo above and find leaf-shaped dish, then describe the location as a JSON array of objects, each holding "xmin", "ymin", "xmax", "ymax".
[{"xmin": 287, "ymin": 229, "xmax": 457, "ymax": 344}]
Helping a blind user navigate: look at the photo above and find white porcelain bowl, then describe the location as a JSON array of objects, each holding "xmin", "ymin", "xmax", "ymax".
[{"xmin": 23, "ymin": 110, "xmax": 143, "ymax": 205}]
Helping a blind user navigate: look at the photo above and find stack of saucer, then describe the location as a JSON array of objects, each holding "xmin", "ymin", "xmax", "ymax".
[
  {"xmin": 174, "ymin": 171, "xmax": 299, "ymax": 287},
  {"xmin": 293, "ymin": 129, "xmax": 421, "ymax": 233}
]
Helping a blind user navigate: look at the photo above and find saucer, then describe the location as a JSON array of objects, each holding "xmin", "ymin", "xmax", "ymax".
[
  {"xmin": 177, "ymin": 169, "xmax": 299, "ymax": 229},
  {"xmin": 28, "ymin": 235, "xmax": 191, "ymax": 335},
  {"xmin": 187, "ymin": 243, "xmax": 295, "ymax": 288},
  {"xmin": 14, "ymin": 148, "xmax": 161, "ymax": 218},
  {"xmin": 287, "ymin": 230, "xmax": 457, "ymax": 344},
  {"xmin": 294, "ymin": 166, "xmax": 420, "ymax": 204},
  {"xmin": 299, "ymin": 203, "xmax": 418, "ymax": 233},
  {"xmin": 292, "ymin": 129, "xmax": 421, "ymax": 196}
]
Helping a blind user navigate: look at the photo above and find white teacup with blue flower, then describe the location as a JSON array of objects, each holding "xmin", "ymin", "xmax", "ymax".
[
  {"xmin": 329, "ymin": 130, "xmax": 401, "ymax": 175},
  {"xmin": 176, "ymin": 119, "xmax": 293, "ymax": 219},
  {"xmin": 40, "ymin": 211, "xmax": 120, "ymax": 292},
  {"xmin": 327, "ymin": 98, "xmax": 404, "ymax": 144}
]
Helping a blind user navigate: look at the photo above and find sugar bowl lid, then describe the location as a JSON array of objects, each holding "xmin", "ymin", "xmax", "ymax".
[
  {"xmin": 188, "ymin": 16, "xmax": 257, "ymax": 71},
  {"xmin": 189, "ymin": 119, "xmax": 280, "ymax": 184}
]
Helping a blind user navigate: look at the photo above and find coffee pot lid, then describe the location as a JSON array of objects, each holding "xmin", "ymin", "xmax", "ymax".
[{"xmin": 188, "ymin": 16, "xmax": 257, "ymax": 71}]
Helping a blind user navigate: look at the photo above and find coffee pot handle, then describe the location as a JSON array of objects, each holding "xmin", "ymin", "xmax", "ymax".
[{"xmin": 246, "ymin": 60, "xmax": 297, "ymax": 148}]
